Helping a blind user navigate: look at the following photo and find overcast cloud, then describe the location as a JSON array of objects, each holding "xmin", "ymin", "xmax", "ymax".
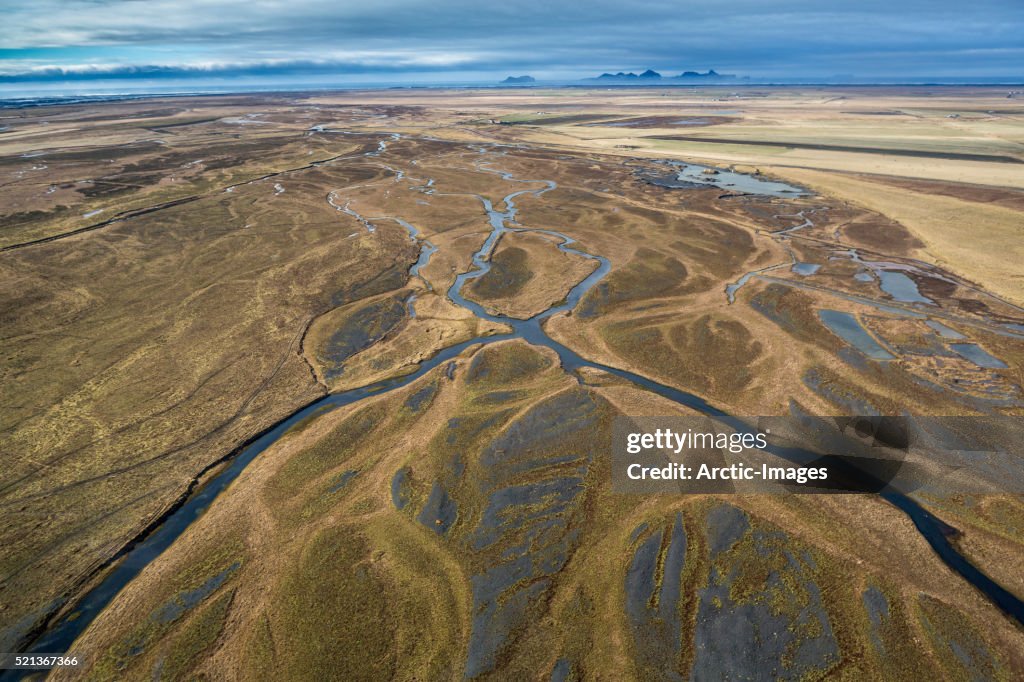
[{"xmin": 1, "ymin": 0, "xmax": 1022, "ymax": 83}]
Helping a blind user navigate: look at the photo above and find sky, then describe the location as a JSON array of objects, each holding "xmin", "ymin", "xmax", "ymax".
[{"xmin": 1, "ymin": 0, "xmax": 1022, "ymax": 89}]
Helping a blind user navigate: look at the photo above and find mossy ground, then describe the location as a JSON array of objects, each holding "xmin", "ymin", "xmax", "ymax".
[
  {"xmin": 56, "ymin": 341, "xmax": 1024, "ymax": 680},
  {"xmin": 7, "ymin": 91, "xmax": 1024, "ymax": 679}
]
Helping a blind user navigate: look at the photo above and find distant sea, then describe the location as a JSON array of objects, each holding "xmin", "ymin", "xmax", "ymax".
[
  {"xmin": 0, "ymin": 79, "xmax": 507, "ymax": 108},
  {"xmin": 2, "ymin": 76, "xmax": 1022, "ymax": 108}
]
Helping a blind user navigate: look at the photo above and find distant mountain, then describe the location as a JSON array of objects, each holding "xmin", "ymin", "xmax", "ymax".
[
  {"xmin": 596, "ymin": 72, "xmax": 639, "ymax": 80},
  {"xmin": 586, "ymin": 68, "xmax": 737, "ymax": 83},
  {"xmin": 676, "ymin": 69, "xmax": 731, "ymax": 80},
  {"xmin": 501, "ymin": 75, "xmax": 536, "ymax": 84},
  {"xmin": 593, "ymin": 70, "xmax": 662, "ymax": 80}
]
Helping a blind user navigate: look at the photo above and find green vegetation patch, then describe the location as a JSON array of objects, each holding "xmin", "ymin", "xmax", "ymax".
[
  {"xmin": 267, "ymin": 527, "xmax": 397, "ymax": 681},
  {"xmin": 158, "ymin": 588, "xmax": 235, "ymax": 681},
  {"xmin": 689, "ymin": 504, "xmax": 841, "ymax": 680},
  {"xmin": 468, "ymin": 246, "xmax": 532, "ymax": 299},
  {"xmin": 89, "ymin": 550, "xmax": 242, "ymax": 679},
  {"xmin": 318, "ymin": 295, "xmax": 407, "ymax": 381},
  {"xmin": 268, "ymin": 401, "xmax": 387, "ymax": 507},
  {"xmin": 460, "ymin": 387, "xmax": 610, "ymax": 677},
  {"xmin": 403, "ymin": 379, "xmax": 439, "ymax": 413},
  {"xmin": 749, "ymin": 283, "xmax": 829, "ymax": 345},
  {"xmin": 465, "ymin": 342, "xmax": 553, "ymax": 387},
  {"xmin": 579, "ymin": 247, "xmax": 688, "ymax": 318},
  {"xmin": 496, "ymin": 113, "xmax": 613, "ymax": 126},
  {"xmin": 916, "ymin": 594, "xmax": 1008, "ymax": 680},
  {"xmin": 601, "ymin": 314, "xmax": 762, "ymax": 400}
]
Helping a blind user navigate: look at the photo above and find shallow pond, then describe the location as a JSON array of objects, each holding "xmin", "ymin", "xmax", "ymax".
[
  {"xmin": 668, "ymin": 162, "xmax": 810, "ymax": 197},
  {"xmin": 818, "ymin": 310, "xmax": 895, "ymax": 361},
  {"xmin": 926, "ymin": 320, "xmax": 965, "ymax": 340},
  {"xmin": 792, "ymin": 263, "xmax": 821, "ymax": 276},
  {"xmin": 878, "ymin": 271, "xmax": 933, "ymax": 305},
  {"xmin": 950, "ymin": 343, "xmax": 1008, "ymax": 369}
]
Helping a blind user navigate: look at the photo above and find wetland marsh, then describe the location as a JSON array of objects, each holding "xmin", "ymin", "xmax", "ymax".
[{"xmin": 2, "ymin": 86, "xmax": 1024, "ymax": 680}]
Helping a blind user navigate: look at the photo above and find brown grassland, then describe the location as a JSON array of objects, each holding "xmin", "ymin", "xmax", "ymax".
[{"xmin": 2, "ymin": 85, "xmax": 1024, "ymax": 679}]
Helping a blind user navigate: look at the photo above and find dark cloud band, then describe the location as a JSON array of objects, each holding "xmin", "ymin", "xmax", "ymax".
[{"xmin": 1, "ymin": 0, "xmax": 1021, "ymax": 82}]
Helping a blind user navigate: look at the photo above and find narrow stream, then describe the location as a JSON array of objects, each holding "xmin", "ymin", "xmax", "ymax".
[
  {"xmin": 723, "ymin": 205, "xmax": 814, "ymax": 304},
  {"xmin": 10, "ymin": 141, "xmax": 1023, "ymax": 671}
]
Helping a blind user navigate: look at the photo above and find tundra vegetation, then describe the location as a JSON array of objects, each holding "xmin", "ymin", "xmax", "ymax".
[{"xmin": 2, "ymin": 86, "xmax": 1023, "ymax": 679}]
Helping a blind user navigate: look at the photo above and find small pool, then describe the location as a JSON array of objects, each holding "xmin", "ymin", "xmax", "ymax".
[
  {"xmin": 792, "ymin": 263, "xmax": 821, "ymax": 276},
  {"xmin": 926, "ymin": 320, "xmax": 965, "ymax": 340},
  {"xmin": 878, "ymin": 271, "xmax": 933, "ymax": 305},
  {"xmin": 950, "ymin": 344, "xmax": 1007, "ymax": 369},
  {"xmin": 819, "ymin": 310, "xmax": 895, "ymax": 361},
  {"xmin": 668, "ymin": 162, "xmax": 810, "ymax": 197}
]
